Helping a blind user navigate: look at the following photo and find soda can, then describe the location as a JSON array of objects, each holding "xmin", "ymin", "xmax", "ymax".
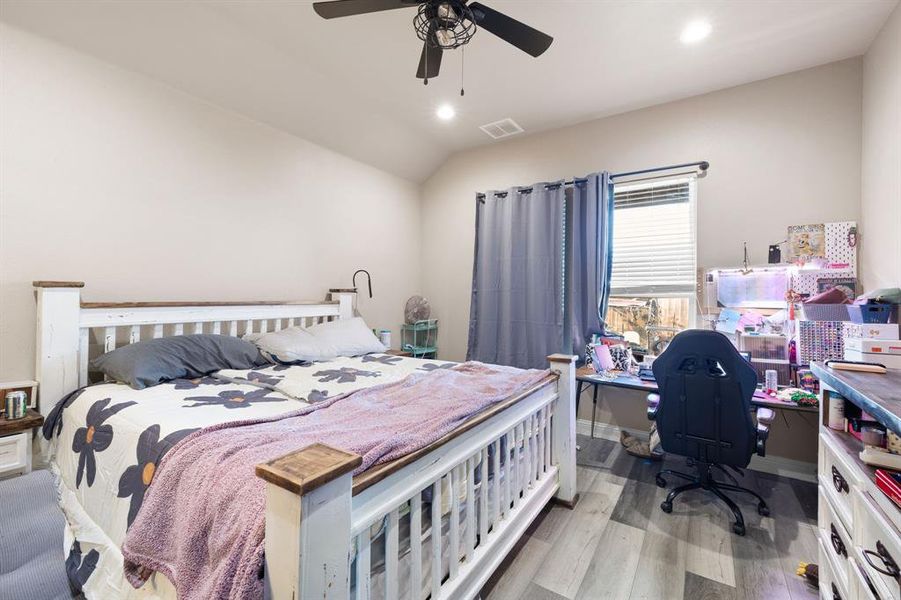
[
  {"xmin": 764, "ymin": 369, "xmax": 778, "ymax": 393},
  {"xmin": 4, "ymin": 391, "xmax": 27, "ymax": 420}
]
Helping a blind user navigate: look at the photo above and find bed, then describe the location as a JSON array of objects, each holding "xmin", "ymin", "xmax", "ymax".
[{"xmin": 33, "ymin": 281, "xmax": 578, "ymax": 600}]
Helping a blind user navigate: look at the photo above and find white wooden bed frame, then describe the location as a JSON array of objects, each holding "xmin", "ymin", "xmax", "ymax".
[{"xmin": 33, "ymin": 281, "xmax": 578, "ymax": 600}]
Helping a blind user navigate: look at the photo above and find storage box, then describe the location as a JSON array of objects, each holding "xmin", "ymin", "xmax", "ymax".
[
  {"xmin": 844, "ymin": 337, "xmax": 901, "ymax": 355},
  {"xmin": 844, "ymin": 322, "xmax": 900, "ymax": 340}
]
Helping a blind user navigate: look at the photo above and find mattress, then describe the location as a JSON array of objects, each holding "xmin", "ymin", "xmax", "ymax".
[{"xmin": 45, "ymin": 353, "xmax": 468, "ymax": 599}]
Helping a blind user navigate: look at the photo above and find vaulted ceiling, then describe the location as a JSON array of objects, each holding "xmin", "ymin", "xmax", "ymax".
[{"xmin": 1, "ymin": 1, "xmax": 897, "ymax": 182}]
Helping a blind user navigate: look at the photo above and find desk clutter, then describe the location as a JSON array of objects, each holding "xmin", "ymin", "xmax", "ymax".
[{"xmin": 700, "ymin": 220, "xmax": 901, "ymax": 397}]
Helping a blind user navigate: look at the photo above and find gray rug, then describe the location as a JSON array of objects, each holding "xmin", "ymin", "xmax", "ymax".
[{"xmin": 0, "ymin": 470, "xmax": 74, "ymax": 600}]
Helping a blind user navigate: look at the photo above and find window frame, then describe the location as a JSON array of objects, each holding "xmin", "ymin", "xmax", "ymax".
[{"xmin": 606, "ymin": 176, "xmax": 699, "ymax": 341}]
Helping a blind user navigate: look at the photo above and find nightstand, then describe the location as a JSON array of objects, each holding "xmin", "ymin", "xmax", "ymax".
[
  {"xmin": 385, "ymin": 349, "xmax": 413, "ymax": 357},
  {"xmin": 0, "ymin": 410, "xmax": 44, "ymax": 478}
]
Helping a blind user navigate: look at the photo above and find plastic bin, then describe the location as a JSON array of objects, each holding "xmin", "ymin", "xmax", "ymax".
[
  {"xmin": 801, "ymin": 303, "xmax": 850, "ymax": 322},
  {"xmin": 848, "ymin": 304, "xmax": 898, "ymax": 324}
]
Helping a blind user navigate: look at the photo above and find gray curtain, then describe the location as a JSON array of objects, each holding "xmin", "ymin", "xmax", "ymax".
[
  {"xmin": 569, "ymin": 172, "xmax": 614, "ymax": 357},
  {"xmin": 467, "ymin": 183, "xmax": 565, "ymax": 369}
]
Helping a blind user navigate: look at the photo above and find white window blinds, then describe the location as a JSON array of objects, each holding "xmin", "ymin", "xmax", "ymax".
[{"xmin": 609, "ymin": 177, "xmax": 697, "ymax": 295}]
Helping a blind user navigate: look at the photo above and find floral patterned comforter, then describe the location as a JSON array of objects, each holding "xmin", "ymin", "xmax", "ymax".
[{"xmin": 45, "ymin": 353, "xmax": 454, "ymax": 599}]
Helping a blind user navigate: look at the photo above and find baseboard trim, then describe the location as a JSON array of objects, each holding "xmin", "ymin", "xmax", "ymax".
[{"xmin": 576, "ymin": 418, "xmax": 817, "ymax": 484}]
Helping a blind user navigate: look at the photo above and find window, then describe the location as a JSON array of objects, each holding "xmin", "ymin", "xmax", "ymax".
[{"xmin": 604, "ymin": 177, "xmax": 697, "ymax": 353}]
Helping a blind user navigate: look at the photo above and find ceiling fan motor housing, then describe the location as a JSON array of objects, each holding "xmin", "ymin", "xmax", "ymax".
[{"xmin": 414, "ymin": 1, "xmax": 476, "ymax": 49}]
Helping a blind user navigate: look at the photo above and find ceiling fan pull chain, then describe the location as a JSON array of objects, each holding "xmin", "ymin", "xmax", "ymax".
[{"xmin": 460, "ymin": 45, "xmax": 465, "ymax": 96}]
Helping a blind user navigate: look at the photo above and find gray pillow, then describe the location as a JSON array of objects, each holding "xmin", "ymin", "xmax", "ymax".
[{"xmin": 90, "ymin": 335, "xmax": 269, "ymax": 389}]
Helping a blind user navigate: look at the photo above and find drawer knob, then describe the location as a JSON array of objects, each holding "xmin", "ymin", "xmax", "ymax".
[
  {"xmin": 830, "ymin": 523, "xmax": 847, "ymax": 559},
  {"xmin": 831, "ymin": 583, "xmax": 842, "ymax": 600},
  {"xmin": 831, "ymin": 465, "xmax": 849, "ymax": 494},
  {"xmin": 863, "ymin": 540, "xmax": 900, "ymax": 582}
]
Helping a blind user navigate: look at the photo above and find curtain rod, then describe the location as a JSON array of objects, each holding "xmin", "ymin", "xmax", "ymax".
[{"xmin": 476, "ymin": 160, "xmax": 709, "ymax": 200}]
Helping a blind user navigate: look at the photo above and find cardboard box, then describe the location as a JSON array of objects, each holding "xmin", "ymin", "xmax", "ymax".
[
  {"xmin": 844, "ymin": 322, "xmax": 900, "ymax": 340},
  {"xmin": 844, "ymin": 337, "xmax": 901, "ymax": 355}
]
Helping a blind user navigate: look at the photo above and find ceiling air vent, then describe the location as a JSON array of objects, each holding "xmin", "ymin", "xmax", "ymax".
[{"xmin": 479, "ymin": 118, "xmax": 524, "ymax": 140}]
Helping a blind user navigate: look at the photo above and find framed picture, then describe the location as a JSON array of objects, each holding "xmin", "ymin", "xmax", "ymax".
[
  {"xmin": 817, "ymin": 277, "xmax": 857, "ymax": 300},
  {"xmin": 0, "ymin": 380, "xmax": 38, "ymax": 415},
  {"xmin": 787, "ymin": 223, "xmax": 826, "ymax": 262}
]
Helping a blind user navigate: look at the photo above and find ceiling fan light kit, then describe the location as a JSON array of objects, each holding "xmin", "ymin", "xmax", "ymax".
[{"xmin": 312, "ymin": 0, "xmax": 553, "ymax": 88}]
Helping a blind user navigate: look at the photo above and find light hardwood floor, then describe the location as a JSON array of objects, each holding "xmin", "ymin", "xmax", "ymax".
[{"xmin": 481, "ymin": 434, "xmax": 820, "ymax": 600}]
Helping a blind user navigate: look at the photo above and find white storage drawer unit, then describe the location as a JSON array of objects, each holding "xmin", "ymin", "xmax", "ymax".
[
  {"xmin": 0, "ymin": 432, "xmax": 30, "ymax": 477},
  {"xmin": 811, "ymin": 363, "xmax": 901, "ymax": 600}
]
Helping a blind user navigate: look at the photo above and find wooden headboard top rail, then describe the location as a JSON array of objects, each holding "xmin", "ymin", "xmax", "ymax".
[{"xmin": 80, "ymin": 300, "xmax": 338, "ymax": 309}]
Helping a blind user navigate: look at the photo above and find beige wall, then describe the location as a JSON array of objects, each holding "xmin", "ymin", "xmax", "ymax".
[
  {"xmin": 421, "ymin": 59, "xmax": 863, "ymax": 364},
  {"xmin": 861, "ymin": 4, "xmax": 901, "ymax": 290},
  {"xmin": 0, "ymin": 24, "xmax": 422, "ymax": 381}
]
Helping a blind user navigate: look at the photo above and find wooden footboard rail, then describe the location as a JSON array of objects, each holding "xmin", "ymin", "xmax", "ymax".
[{"xmin": 256, "ymin": 354, "xmax": 577, "ymax": 600}]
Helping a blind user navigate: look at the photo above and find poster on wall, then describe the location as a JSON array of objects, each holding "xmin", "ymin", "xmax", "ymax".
[{"xmin": 787, "ymin": 223, "xmax": 826, "ymax": 262}]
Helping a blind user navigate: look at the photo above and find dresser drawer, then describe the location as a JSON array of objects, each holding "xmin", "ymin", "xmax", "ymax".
[
  {"xmin": 820, "ymin": 486, "xmax": 855, "ymax": 593},
  {"xmin": 820, "ymin": 431, "xmax": 861, "ymax": 531},
  {"xmin": 852, "ymin": 556, "xmax": 885, "ymax": 600},
  {"xmin": 820, "ymin": 537, "xmax": 852, "ymax": 600},
  {"xmin": 0, "ymin": 432, "xmax": 28, "ymax": 475},
  {"xmin": 852, "ymin": 488, "xmax": 901, "ymax": 600}
]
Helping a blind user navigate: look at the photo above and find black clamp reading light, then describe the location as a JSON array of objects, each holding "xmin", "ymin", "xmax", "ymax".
[{"xmin": 353, "ymin": 269, "xmax": 372, "ymax": 298}]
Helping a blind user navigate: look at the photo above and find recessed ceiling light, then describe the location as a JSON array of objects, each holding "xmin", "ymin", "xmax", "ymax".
[
  {"xmin": 680, "ymin": 20, "xmax": 711, "ymax": 44},
  {"xmin": 436, "ymin": 104, "xmax": 456, "ymax": 121}
]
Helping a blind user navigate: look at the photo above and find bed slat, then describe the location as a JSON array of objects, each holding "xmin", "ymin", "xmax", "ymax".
[
  {"xmin": 465, "ymin": 456, "xmax": 476, "ymax": 560},
  {"xmin": 173, "ymin": 323, "xmax": 184, "ymax": 336},
  {"xmin": 385, "ymin": 508, "xmax": 399, "ymax": 600},
  {"xmin": 448, "ymin": 467, "xmax": 460, "ymax": 580},
  {"xmin": 479, "ymin": 447, "xmax": 489, "ymax": 543},
  {"xmin": 152, "ymin": 324, "xmax": 163, "ymax": 339},
  {"xmin": 355, "ymin": 529, "xmax": 371, "ymax": 600},
  {"xmin": 129, "ymin": 325, "xmax": 140, "ymax": 345},
  {"xmin": 430, "ymin": 479, "xmax": 441, "ymax": 599},
  {"xmin": 410, "ymin": 493, "xmax": 422, "ymax": 600}
]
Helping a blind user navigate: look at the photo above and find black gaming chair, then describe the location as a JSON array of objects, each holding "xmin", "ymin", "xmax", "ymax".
[{"xmin": 647, "ymin": 329, "xmax": 775, "ymax": 535}]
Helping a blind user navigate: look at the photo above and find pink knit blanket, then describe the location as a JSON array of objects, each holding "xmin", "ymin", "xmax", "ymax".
[{"xmin": 121, "ymin": 362, "xmax": 551, "ymax": 600}]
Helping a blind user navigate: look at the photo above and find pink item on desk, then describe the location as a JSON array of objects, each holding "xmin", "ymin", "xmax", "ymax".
[{"xmin": 592, "ymin": 344, "xmax": 616, "ymax": 372}]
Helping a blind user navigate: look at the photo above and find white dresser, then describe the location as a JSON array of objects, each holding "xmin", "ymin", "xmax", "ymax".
[{"xmin": 812, "ymin": 363, "xmax": 901, "ymax": 600}]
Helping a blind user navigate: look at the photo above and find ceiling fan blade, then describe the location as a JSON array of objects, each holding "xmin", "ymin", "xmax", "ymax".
[
  {"xmin": 416, "ymin": 41, "xmax": 442, "ymax": 79},
  {"xmin": 313, "ymin": 0, "xmax": 416, "ymax": 20},
  {"xmin": 468, "ymin": 2, "xmax": 553, "ymax": 57}
]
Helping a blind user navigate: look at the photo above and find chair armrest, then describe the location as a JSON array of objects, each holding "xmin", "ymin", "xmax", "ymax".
[
  {"xmin": 647, "ymin": 393, "xmax": 660, "ymax": 421},
  {"xmin": 755, "ymin": 407, "xmax": 774, "ymax": 457}
]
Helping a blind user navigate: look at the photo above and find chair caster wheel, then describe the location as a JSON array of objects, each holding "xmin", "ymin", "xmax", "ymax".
[
  {"xmin": 758, "ymin": 504, "xmax": 770, "ymax": 517},
  {"xmin": 660, "ymin": 501, "xmax": 672, "ymax": 513},
  {"xmin": 732, "ymin": 523, "xmax": 746, "ymax": 536},
  {"xmin": 655, "ymin": 476, "xmax": 667, "ymax": 488}
]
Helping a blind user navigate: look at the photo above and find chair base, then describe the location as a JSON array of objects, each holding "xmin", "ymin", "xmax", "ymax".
[{"xmin": 655, "ymin": 462, "xmax": 770, "ymax": 536}]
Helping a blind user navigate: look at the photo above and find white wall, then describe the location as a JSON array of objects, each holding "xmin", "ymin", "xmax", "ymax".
[
  {"xmin": 421, "ymin": 59, "xmax": 863, "ymax": 364},
  {"xmin": 861, "ymin": 4, "xmax": 901, "ymax": 291},
  {"xmin": 0, "ymin": 24, "xmax": 422, "ymax": 381}
]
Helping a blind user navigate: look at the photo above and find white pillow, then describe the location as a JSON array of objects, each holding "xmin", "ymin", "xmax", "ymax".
[
  {"xmin": 247, "ymin": 326, "xmax": 338, "ymax": 364},
  {"xmin": 308, "ymin": 317, "xmax": 387, "ymax": 357}
]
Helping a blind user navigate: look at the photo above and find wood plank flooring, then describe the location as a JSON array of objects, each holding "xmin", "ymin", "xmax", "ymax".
[{"xmin": 480, "ymin": 435, "xmax": 820, "ymax": 600}]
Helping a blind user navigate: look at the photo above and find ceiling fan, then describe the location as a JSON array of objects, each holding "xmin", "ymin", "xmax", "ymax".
[{"xmin": 312, "ymin": 0, "xmax": 553, "ymax": 84}]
